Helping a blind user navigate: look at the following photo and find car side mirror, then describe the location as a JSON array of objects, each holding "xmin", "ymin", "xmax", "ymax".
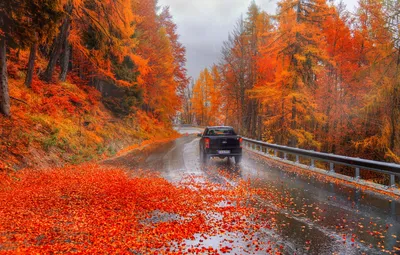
[{"xmin": 197, "ymin": 133, "xmax": 202, "ymax": 137}]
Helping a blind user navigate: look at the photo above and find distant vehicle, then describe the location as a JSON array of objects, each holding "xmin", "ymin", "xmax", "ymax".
[{"xmin": 198, "ymin": 126, "xmax": 243, "ymax": 164}]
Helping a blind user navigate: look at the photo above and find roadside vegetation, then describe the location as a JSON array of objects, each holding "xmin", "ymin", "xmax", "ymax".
[{"xmin": 0, "ymin": 0, "xmax": 188, "ymax": 170}]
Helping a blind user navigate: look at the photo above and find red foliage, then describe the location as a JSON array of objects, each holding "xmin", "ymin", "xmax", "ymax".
[
  {"xmin": 27, "ymin": 77, "xmax": 100, "ymax": 117},
  {"xmin": 0, "ymin": 113, "xmax": 33, "ymax": 169},
  {"xmin": 81, "ymin": 86, "xmax": 101, "ymax": 106},
  {"xmin": 31, "ymin": 78, "xmax": 45, "ymax": 94},
  {"xmin": 7, "ymin": 61, "xmax": 19, "ymax": 79}
]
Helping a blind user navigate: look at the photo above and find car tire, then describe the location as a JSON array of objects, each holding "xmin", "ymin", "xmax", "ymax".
[
  {"xmin": 200, "ymin": 150, "xmax": 209, "ymax": 164},
  {"xmin": 235, "ymin": 155, "xmax": 242, "ymax": 164},
  {"xmin": 204, "ymin": 154, "xmax": 210, "ymax": 164}
]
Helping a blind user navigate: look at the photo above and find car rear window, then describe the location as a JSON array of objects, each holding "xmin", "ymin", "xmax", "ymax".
[{"xmin": 207, "ymin": 128, "xmax": 236, "ymax": 136}]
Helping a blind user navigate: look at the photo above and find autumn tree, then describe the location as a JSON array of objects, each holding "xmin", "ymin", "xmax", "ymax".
[
  {"xmin": 182, "ymin": 79, "xmax": 194, "ymax": 125},
  {"xmin": 244, "ymin": 2, "xmax": 262, "ymax": 138},
  {"xmin": 191, "ymin": 67, "xmax": 224, "ymax": 126},
  {"xmin": 41, "ymin": 0, "xmax": 72, "ymax": 83},
  {"xmin": 250, "ymin": 0, "xmax": 330, "ymax": 147},
  {"xmin": 210, "ymin": 65, "xmax": 223, "ymax": 124},
  {"xmin": 192, "ymin": 69, "xmax": 209, "ymax": 125},
  {"xmin": 314, "ymin": 1, "xmax": 358, "ymax": 154},
  {"xmin": 41, "ymin": 0, "xmax": 145, "ymax": 85},
  {"xmin": 159, "ymin": 7, "xmax": 189, "ymax": 96},
  {"xmin": 219, "ymin": 2, "xmax": 271, "ymax": 138},
  {"xmin": 220, "ymin": 18, "xmax": 249, "ymax": 133},
  {"xmin": 24, "ymin": 0, "xmax": 63, "ymax": 87},
  {"xmin": 134, "ymin": 0, "xmax": 188, "ymax": 122},
  {"xmin": 0, "ymin": 0, "xmax": 34, "ymax": 116},
  {"xmin": 353, "ymin": 0, "xmax": 400, "ymax": 161}
]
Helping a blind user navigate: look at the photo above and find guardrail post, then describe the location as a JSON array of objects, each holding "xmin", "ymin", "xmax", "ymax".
[
  {"xmin": 330, "ymin": 162, "xmax": 335, "ymax": 173},
  {"xmin": 274, "ymin": 150, "xmax": 278, "ymax": 157},
  {"xmin": 391, "ymin": 201, "xmax": 396, "ymax": 217},
  {"xmin": 284, "ymin": 153, "xmax": 287, "ymax": 160},
  {"xmin": 355, "ymin": 168, "xmax": 360, "ymax": 180},
  {"xmin": 390, "ymin": 174, "xmax": 396, "ymax": 188},
  {"xmin": 310, "ymin": 159, "xmax": 315, "ymax": 169},
  {"xmin": 296, "ymin": 155, "xmax": 299, "ymax": 164}
]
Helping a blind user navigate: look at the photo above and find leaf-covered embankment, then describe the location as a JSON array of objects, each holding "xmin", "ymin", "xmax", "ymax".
[{"xmin": 0, "ymin": 73, "xmax": 177, "ymax": 171}]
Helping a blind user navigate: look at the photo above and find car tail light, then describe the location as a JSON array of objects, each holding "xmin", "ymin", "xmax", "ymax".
[
  {"xmin": 239, "ymin": 137, "xmax": 243, "ymax": 148},
  {"xmin": 205, "ymin": 138, "xmax": 210, "ymax": 149}
]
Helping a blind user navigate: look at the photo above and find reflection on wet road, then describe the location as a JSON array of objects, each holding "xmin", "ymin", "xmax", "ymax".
[{"xmin": 104, "ymin": 127, "xmax": 400, "ymax": 254}]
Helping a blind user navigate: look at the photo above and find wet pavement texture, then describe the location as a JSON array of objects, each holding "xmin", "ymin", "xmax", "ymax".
[{"xmin": 103, "ymin": 127, "xmax": 400, "ymax": 254}]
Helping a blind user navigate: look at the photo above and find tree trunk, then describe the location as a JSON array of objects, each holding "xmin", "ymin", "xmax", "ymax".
[
  {"xmin": 59, "ymin": 43, "xmax": 70, "ymax": 82},
  {"xmin": 0, "ymin": 37, "xmax": 11, "ymax": 116},
  {"xmin": 252, "ymin": 100, "xmax": 258, "ymax": 138},
  {"xmin": 42, "ymin": 3, "xmax": 72, "ymax": 82},
  {"xmin": 25, "ymin": 41, "xmax": 38, "ymax": 88},
  {"xmin": 291, "ymin": 96, "xmax": 297, "ymax": 147},
  {"xmin": 390, "ymin": 109, "xmax": 395, "ymax": 151},
  {"xmin": 257, "ymin": 103, "xmax": 262, "ymax": 140},
  {"xmin": 389, "ymin": 83, "xmax": 398, "ymax": 151}
]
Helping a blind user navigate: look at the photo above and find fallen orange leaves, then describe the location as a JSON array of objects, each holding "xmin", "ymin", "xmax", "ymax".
[{"xmin": 0, "ymin": 165, "xmax": 270, "ymax": 254}]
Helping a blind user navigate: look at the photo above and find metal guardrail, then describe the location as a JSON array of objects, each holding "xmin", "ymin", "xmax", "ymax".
[{"xmin": 242, "ymin": 137, "xmax": 400, "ymax": 188}]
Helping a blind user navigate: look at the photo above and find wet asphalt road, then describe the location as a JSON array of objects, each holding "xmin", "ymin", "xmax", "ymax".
[{"xmin": 104, "ymin": 127, "xmax": 400, "ymax": 254}]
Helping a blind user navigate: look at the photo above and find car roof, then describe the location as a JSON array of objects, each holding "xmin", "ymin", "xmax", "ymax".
[{"xmin": 207, "ymin": 126, "xmax": 234, "ymax": 129}]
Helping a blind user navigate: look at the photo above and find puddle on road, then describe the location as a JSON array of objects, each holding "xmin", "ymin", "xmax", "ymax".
[{"xmin": 141, "ymin": 210, "xmax": 182, "ymax": 224}]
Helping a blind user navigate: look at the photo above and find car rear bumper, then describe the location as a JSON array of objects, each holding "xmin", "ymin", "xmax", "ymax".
[
  {"xmin": 207, "ymin": 154, "xmax": 242, "ymax": 157},
  {"xmin": 206, "ymin": 148, "xmax": 242, "ymax": 157}
]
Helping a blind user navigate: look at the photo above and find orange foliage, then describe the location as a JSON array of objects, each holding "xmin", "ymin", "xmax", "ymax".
[
  {"xmin": 134, "ymin": 1, "xmax": 187, "ymax": 122},
  {"xmin": 28, "ymin": 77, "xmax": 99, "ymax": 117},
  {"xmin": 192, "ymin": 66, "xmax": 223, "ymax": 126},
  {"xmin": 68, "ymin": 0, "xmax": 147, "ymax": 86}
]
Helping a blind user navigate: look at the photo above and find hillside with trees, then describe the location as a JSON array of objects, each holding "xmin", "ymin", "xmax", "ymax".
[
  {"xmin": 0, "ymin": 0, "xmax": 188, "ymax": 170},
  {"xmin": 188, "ymin": 0, "xmax": 400, "ymax": 163}
]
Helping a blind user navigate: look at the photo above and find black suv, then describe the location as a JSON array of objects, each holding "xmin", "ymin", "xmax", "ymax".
[{"xmin": 198, "ymin": 126, "xmax": 242, "ymax": 164}]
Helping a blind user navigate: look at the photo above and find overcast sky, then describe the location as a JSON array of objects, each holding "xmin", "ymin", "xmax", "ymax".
[{"xmin": 157, "ymin": 0, "xmax": 358, "ymax": 80}]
